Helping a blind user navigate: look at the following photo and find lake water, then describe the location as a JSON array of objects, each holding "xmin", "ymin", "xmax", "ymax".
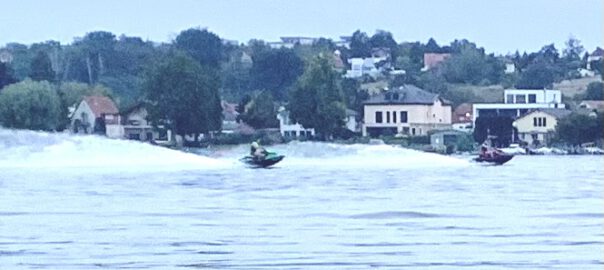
[{"xmin": 1, "ymin": 129, "xmax": 603, "ymax": 269}]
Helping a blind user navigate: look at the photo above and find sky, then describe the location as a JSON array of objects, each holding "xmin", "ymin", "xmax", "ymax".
[{"xmin": 1, "ymin": 0, "xmax": 602, "ymax": 55}]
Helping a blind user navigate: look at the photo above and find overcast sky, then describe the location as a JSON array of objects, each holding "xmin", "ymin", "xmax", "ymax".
[{"xmin": 1, "ymin": 0, "xmax": 602, "ymax": 54}]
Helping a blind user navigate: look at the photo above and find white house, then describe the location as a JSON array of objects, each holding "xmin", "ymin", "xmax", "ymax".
[
  {"xmin": 345, "ymin": 56, "xmax": 389, "ymax": 79},
  {"xmin": 513, "ymin": 108, "xmax": 571, "ymax": 146},
  {"xmin": 362, "ymin": 85, "xmax": 452, "ymax": 137},
  {"xmin": 472, "ymin": 89, "xmax": 566, "ymax": 125},
  {"xmin": 71, "ymin": 96, "xmax": 119, "ymax": 135},
  {"xmin": 277, "ymin": 107, "xmax": 315, "ymax": 138}
]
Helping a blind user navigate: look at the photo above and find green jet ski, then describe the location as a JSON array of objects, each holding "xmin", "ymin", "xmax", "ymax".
[{"xmin": 240, "ymin": 151, "xmax": 285, "ymax": 168}]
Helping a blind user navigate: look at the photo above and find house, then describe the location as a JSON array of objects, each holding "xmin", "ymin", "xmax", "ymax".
[
  {"xmin": 505, "ymin": 62, "xmax": 516, "ymax": 74},
  {"xmin": 587, "ymin": 47, "xmax": 603, "ymax": 70},
  {"xmin": 578, "ymin": 100, "xmax": 604, "ymax": 112},
  {"xmin": 71, "ymin": 96, "xmax": 119, "ymax": 135},
  {"xmin": 276, "ymin": 106, "xmax": 315, "ymax": 138},
  {"xmin": 362, "ymin": 84, "xmax": 452, "ymax": 137},
  {"xmin": 472, "ymin": 89, "xmax": 566, "ymax": 125},
  {"xmin": 430, "ymin": 129, "xmax": 467, "ymax": 153},
  {"xmin": 422, "ymin": 53, "xmax": 450, "ymax": 71},
  {"xmin": 345, "ymin": 56, "xmax": 389, "ymax": 79},
  {"xmin": 513, "ymin": 108, "xmax": 571, "ymax": 146},
  {"xmin": 269, "ymin": 36, "xmax": 318, "ymax": 48},
  {"xmin": 103, "ymin": 104, "xmax": 170, "ymax": 142},
  {"xmin": 452, "ymin": 103, "xmax": 473, "ymax": 132}
]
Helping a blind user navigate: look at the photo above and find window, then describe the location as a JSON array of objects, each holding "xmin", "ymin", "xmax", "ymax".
[
  {"xmin": 392, "ymin": 111, "xmax": 397, "ymax": 123},
  {"xmin": 375, "ymin": 111, "xmax": 383, "ymax": 123},
  {"xmin": 411, "ymin": 128, "xmax": 416, "ymax": 135},
  {"xmin": 528, "ymin": 94, "xmax": 536, "ymax": 103},
  {"xmin": 515, "ymin": 94, "xmax": 526, "ymax": 103},
  {"xmin": 400, "ymin": 111, "xmax": 408, "ymax": 123},
  {"xmin": 506, "ymin": 94, "xmax": 514, "ymax": 104},
  {"xmin": 533, "ymin": 117, "xmax": 547, "ymax": 127},
  {"xmin": 386, "ymin": 111, "xmax": 391, "ymax": 123},
  {"xmin": 402, "ymin": 127, "xmax": 410, "ymax": 134}
]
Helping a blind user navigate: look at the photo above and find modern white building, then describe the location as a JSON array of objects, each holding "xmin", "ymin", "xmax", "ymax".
[
  {"xmin": 472, "ymin": 89, "xmax": 566, "ymax": 124},
  {"xmin": 345, "ymin": 57, "xmax": 388, "ymax": 78}
]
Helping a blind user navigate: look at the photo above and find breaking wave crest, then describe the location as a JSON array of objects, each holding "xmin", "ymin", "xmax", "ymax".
[
  {"xmin": 0, "ymin": 128, "xmax": 231, "ymax": 170},
  {"xmin": 214, "ymin": 141, "xmax": 469, "ymax": 169}
]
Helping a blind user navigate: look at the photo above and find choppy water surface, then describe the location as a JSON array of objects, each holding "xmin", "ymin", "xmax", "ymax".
[{"xmin": 0, "ymin": 129, "xmax": 603, "ymax": 269}]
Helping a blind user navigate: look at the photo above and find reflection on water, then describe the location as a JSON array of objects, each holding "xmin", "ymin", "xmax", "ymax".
[{"xmin": 0, "ymin": 130, "xmax": 602, "ymax": 269}]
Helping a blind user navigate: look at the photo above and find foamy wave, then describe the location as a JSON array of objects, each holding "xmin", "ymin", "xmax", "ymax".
[
  {"xmin": 0, "ymin": 128, "xmax": 231, "ymax": 170},
  {"xmin": 215, "ymin": 141, "xmax": 469, "ymax": 169}
]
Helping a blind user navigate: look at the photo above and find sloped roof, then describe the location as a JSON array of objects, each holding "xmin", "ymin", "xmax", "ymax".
[
  {"xmin": 364, "ymin": 84, "xmax": 446, "ymax": 105},
  {"xmin": 83, "ymin": 96, "xmax": 118, "ymax": 118},
  {"xmin": 579, "ymin": 100, "xmax": 604, "ymax": 111},
  {"xmin": 518, "ymin": 108, "xmax": 572, "ymax": 120}
]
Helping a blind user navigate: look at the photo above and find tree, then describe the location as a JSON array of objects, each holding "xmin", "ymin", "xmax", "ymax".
[
  {"xmin": 143, "ymin": 51, "xmax": 222, "ymax": 140},
  {"xmin": 555, "ymin": 112, "xmax": 603, "ymax": 145},
  {"xmin": 0, "ymin": 62, "xmax": 16, "ymax": 90},
  {"xmin": 0, "ymin": 79, "xmax": 61, "ymax": 130},
  {"xmin": 238, "ymin": 90, "xmax": 278, "ymax": 128},
  {"xmin": 250, "ymin": 48, "xmax": 304, "ymax": 101},
  {"xmin": 515, "ymin": 60, "xmax": 556, "ymax": 89},
  {"xmin": 369, "ymin": 30, "xmax": 398, "ymax": 60},
  {"xmin": 425, "ymin": 38, "xmax": 442, "ymax": 53},
  {"xmin": 29, "ymin": 51, "xmax": 55, "ymax": 82},
  {"xmin": 584, "ymin": 81, "xmax": 604, "ymax": 100},
  {"xmin": 289, "ymin": 55, "xmax": 346, "ymax": 139},
  {"xmin": 441, "ymin": 45, "xmax": 503, "ymax": 85},
  {"xmin": 418, "ymin": 71, "xmax": 448, "ymax": 95},
  {"xmin": 341, "ymin": 78, "xmax": 368, "ymax": 118},
  {"xmin": 349, "ymin": 30, "xmax": 371, "ymax": 58},
  {"xmin": 175, "ymin": 28, "xmax": 224, "ymax": 67},
  {"xmin": 58, "ymin": 82, "xmax": 112, "ymax": 108}
]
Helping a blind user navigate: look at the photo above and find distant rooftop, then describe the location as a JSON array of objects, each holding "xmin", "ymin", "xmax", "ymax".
[{"xmin": 364, "ymin": 84, "xmax": 448, "ymax": 105}]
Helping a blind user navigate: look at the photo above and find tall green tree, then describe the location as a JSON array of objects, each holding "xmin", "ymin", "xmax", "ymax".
[
  {"xmin": 0, "ymin": 79, "xmax": 61, "ymax": 130},
  {"xmin": 0, "ymin": 62, "xmax": 16, "ymax": 90},
  {"xmin": 349, "ymin": 30, "xmax": 371, "ymax": 58},
  {"xmin": 143, "ymin": 51, "xmax": 222, "ymax": 140},
  {"xmin": 584, "ymin": 81, "xmax": 604, "ymax": 100},
  {"xmin": 250, "ymin": 48, "xmax": 304, "ymax": 101},
  {"xmin": 29, "ymin": 51, "xmax": 55, "ymax": 82},
  {"xmin": 175, "ymin": 28, "xmax": 224, "ymax": 67},
  {"xmin": 289, "ymin": 55, "xmax": 346, "ymax": 139},
  {"xmin": 238, "ymin": 90, "xmax": 278, "ymax": 128},
  {"xmin": 555, "ymin": 112, "xmax": 603, "ymax": 145}
]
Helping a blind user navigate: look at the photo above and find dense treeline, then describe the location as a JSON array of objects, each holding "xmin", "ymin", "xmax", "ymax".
[{"xmin": 0, "ymin": 27, "xmax": 601, "ymax": 139}]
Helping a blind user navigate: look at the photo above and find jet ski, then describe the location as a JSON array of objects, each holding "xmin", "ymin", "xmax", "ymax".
[
  {"xmin": 474, "ymin": 151, "xmax": 514, "ymax": 165},
  {"xmin": 240, "ymin": 151, "xmax": 285, "ymax": 168}
]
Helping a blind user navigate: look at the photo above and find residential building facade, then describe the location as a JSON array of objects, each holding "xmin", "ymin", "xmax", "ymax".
[
  {"xmin": 70, "ymin": 96, "xmax": 119, "ymax": 135},
  {"xmin": 513, "ymin": 109, "xmax": 571, "ymax": 146},
  {"xmin": 362, "ymin": 85, "xmax": 452, "ymax": 137},
  {"xmin": 472, "ymin": 89, "xmax": 566, "ymax": 124}
]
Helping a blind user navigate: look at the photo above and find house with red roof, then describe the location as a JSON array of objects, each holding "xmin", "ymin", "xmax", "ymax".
[{"xmin": 70, "ymin": 96, "xmax": 119, "ymax": 135}]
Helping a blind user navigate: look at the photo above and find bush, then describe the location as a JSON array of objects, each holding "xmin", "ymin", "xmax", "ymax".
[{"xmin": 0, "ymin": 79, "xmax": 62, "ymax": 131}]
